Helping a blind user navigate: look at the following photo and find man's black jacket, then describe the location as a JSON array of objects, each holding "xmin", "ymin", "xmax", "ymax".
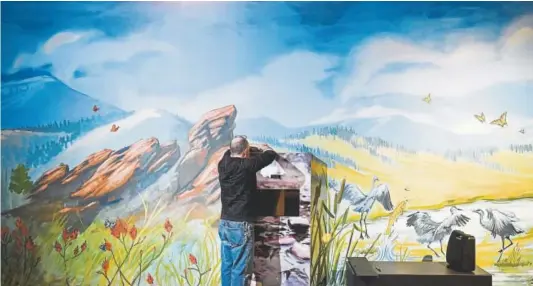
[{"xmin": 218, "ymin": 149, "xmax": 277, "ymax": 222}]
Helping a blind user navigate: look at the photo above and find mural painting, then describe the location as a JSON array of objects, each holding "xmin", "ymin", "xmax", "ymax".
[{"xmin": 2, "ymin": 1, "xmax": 533, "ymax": 285}]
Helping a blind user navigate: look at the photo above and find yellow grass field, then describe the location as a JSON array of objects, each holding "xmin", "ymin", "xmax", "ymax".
[
  {"xmin": 298, "ymin": 135, "xmax": 533, "ymax": 218},
  {"xmin": 299, "ymin": 135, "xmax": 533, "ymax": 275}
]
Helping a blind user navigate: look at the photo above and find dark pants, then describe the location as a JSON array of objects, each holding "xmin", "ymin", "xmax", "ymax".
[{"xmin": 218, "ymin": 219, "xmax": 254, "ymax": 286}]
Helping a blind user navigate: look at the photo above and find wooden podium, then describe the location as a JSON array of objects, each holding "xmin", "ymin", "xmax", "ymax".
[{"xmin": 345, "ymin": 257, "xmax": 492, "ymax": 286}]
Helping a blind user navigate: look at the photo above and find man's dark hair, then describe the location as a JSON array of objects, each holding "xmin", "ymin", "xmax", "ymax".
[{"xmin": 230, "ymin": 136, "xmax": 249, "ymax": 155}]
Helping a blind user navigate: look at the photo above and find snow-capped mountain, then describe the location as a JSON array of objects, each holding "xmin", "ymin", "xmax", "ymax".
[
  {"xmin": 1, "ymin": 69, "xmax": 126, "ymax": 129},
  {"xmin": 29, "ymin": 108, "xmax": 191, "ymax": 178},
  {"xmin": 238, "ymin": 115, "xmax": 531, "ymax": 152}
]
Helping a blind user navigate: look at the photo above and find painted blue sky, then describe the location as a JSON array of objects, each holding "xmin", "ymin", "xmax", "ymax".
[{"xmin": 2, "ymin": 2, "xmax": 533, "ymax": 138}]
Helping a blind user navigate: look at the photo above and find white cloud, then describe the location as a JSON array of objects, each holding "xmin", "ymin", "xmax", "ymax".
[
  {"xmin": 42, "ymin": 31, "xmax": 86, "ymax": 54},
  {"xmin": 311, "ymin": 14, "xmax": 533, "ymax": 136},
  {"xmin": 339, "ymin": 14, "xmax": 533, "ymax": 102},
  {"xmin": 11, "ymin": 5, "xmax": 533, "ymax": 136},
  {"xmin": 68, "ymin": 51, "xmax": 339, "ymax": 127},
  {"xmin": 178, "ymin": 51, "xmax": 338, "ymax": 127},
  {"xmin": 17, "ymin": 31, "xmax": 176, "ymax": 83},
  {"xmin": 12, "ymin": 2, "xmax": 322, "ymax": 120}
]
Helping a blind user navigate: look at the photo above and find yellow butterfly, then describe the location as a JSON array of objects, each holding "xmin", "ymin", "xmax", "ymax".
[
  {"xmin": 422, "ymin": 93, "xmax": 431, "ymax": 104},
  {"xmin": 474, "ymin": 112, "xmax": 486, "ymax": 123},
  {"xmin": 490, "ymin": 112, "xmax": 507, "ymax": 127},
  {"xmin": 519, "ymin": 129, "xmax": 525, "ymax": 134}
]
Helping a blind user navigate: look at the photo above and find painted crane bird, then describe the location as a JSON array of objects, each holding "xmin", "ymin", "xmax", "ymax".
[
  {"xmin": 472, "ymin": 208, "xmax": 524, "ymax": 262},
  {"xmin": 406, "ymin": 206, "xmax": 470, "ymax": 257},
  {"xmin": 342, "ymin": 176, "xmax": 394, "ymax": 239}
]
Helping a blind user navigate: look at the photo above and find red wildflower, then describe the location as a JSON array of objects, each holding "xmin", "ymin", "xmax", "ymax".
[
  {"xmin": 81, "ymin": 241, "xmax": 87, "ymax": 252},
  {"xmin": 54, "ymin": 241, "xmax": 62, "ymax": 253},
  {"xmin": 110, "ymin": 226, "xmax": 121, "ymax": 238},
  {"xmin": 129, "ymin": 225, "xmax": 138, "ymax": 240},
  {"xmin": 102, "ymin": 258, "xmax": 110, "ymax": 275},
  {"xmin": 188, "ymin": 254, "xmax": 198, "ymax": 265},
  {"xmin": 15, "ymin": 217, "xmax": 29, "ymax": 237},
  {"xmin": 1, "ymin": 226, "xmax": 10, "ymax": 243},
  {"xmin": 62, "ymin": 228, "xmax": 70, "ymax": 242},
  {"xmin": 164, "ymin": 219, "xmax": 173, "ymax": 233},
  {"xmin": 70, "ymin": 229, "xmax": 79, "ymax": 240},
  {"xmin": 111, "ymin": 219, "xmax": 128, "ymax": 238},
  {"xmin": 146, "ymin": 273, "xmax": 154, "ymax": 285},
  {"xmin": 104, "ymin": 240, "xmax": 112, "ymax": 251},
  {"xmin": 25, "ymin": 236, "xmax": 35, "ymax": 251}
]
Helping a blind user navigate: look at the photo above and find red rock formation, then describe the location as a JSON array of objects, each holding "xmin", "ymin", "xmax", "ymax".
[
  {"xmin": 177, "ymin": 147, "xmax": 228, "ymax": 202},
  {"xmin": 70, "ymin": 138, "xmax": 178, "ymax": 200},
  {"xmin": 10, "ymin": 105, "xmax": 239, "ymax": 226},
  {"xmin": 62, "ymin": 149, "xmax": 113, "ymax": 184},
  {"xmin": 175, "ymin": 105, "xmax": 236, "ymax": 190},
  {"xmin": 28, "ymin": 150, "xmax": 113, "ymax": 201},
  {"xmin": 148, "ymin": 140, "xmax": 180, "ymax": 173},
  {"xmin": 24, "ymin": 138, "xmax": 180, "ymax": 208},
  {"xmin": 32, "ymin": 164, "xmax": 69, "ymax": 193},
  {"xmin": 188, "ymin": 105, "xmax": 237, "ymax": 150}
]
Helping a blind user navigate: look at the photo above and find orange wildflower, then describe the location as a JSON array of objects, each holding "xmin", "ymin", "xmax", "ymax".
[
  {"xmin": 129, "ymin": 225, "xmax": 138, "ymax": 240},
  {"xmin": 104, "ymin": 240, "xmax": 112, "ymax": 251},
  {"xmin": 164, "ymin": 219, "xmax": 173, "ymax": 233},
  {"xmin": 188, "ymin": 254, "xmax": 198, "ymax": 265},
  {"xmin": 110, "ymin": 226, "xmax": 121, "ymax": 238},
  {"xmin": 146, "ymin": 273, "xmax": 154, "ymax": 285},
  {"xmin": 102, "ymin": 258, "xmax": 110, "ymax": 275},
  {"xmin": 111, "ymin": 219, "xmax": 128, "ymax": 238}
]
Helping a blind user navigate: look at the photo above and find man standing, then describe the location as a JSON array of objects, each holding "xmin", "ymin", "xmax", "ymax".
[{"xmin": 217, "ymin": 136, "xmax": 278, "ymax": 286}]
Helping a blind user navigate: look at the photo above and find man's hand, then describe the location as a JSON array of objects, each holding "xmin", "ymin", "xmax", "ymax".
[
  {"xmin": 250, "ymin": 143, "xmax": 273, "ymax": 152},
  {"xmin": 257, "ymin": 144, "xmax": 273, "ymax": 151}
]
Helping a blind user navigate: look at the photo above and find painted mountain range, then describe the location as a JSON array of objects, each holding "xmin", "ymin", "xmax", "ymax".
[
  {"xmin": 1, "ymin": 68, "xmax": 126, "ymax": 129},
  {"xmin": 2, "ymin": 105, "xmax": 238, "ymax": 231},
  {"xmin": 236, "ymin": 114, "xmax": 532, "ymax": 152}
]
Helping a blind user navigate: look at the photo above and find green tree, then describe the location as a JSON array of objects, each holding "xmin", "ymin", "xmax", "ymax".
[{"xmin": 9, "ymin": 164, "xmax": 33, "ymax": 195}]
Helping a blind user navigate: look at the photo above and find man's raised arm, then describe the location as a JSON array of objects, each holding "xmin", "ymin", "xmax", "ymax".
[{"xmin": 246, "ymin": 146, "xmax": 278, "ymax": 172}]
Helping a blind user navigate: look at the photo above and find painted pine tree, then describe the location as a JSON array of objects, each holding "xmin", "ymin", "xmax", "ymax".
[{"xmin": 8, "ymin": 164, "xmax": 33, "ymax": 195}]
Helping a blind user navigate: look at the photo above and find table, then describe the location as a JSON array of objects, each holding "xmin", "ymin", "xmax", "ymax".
[{"xmin": 345, "ymin": 257, "xmax": 492, "ymax": 286}]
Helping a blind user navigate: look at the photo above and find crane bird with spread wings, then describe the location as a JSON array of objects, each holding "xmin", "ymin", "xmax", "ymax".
[
  {"xmin": 406, "ymin": 206, "xmax": 470, "ymax": 257},
  {"xmin": 472, "ymin": 208, "xmax": 524, "ymax": 262},
  {"xmin": 342, "ymin": 176, "xmax": 394, "ymax": 239}
]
